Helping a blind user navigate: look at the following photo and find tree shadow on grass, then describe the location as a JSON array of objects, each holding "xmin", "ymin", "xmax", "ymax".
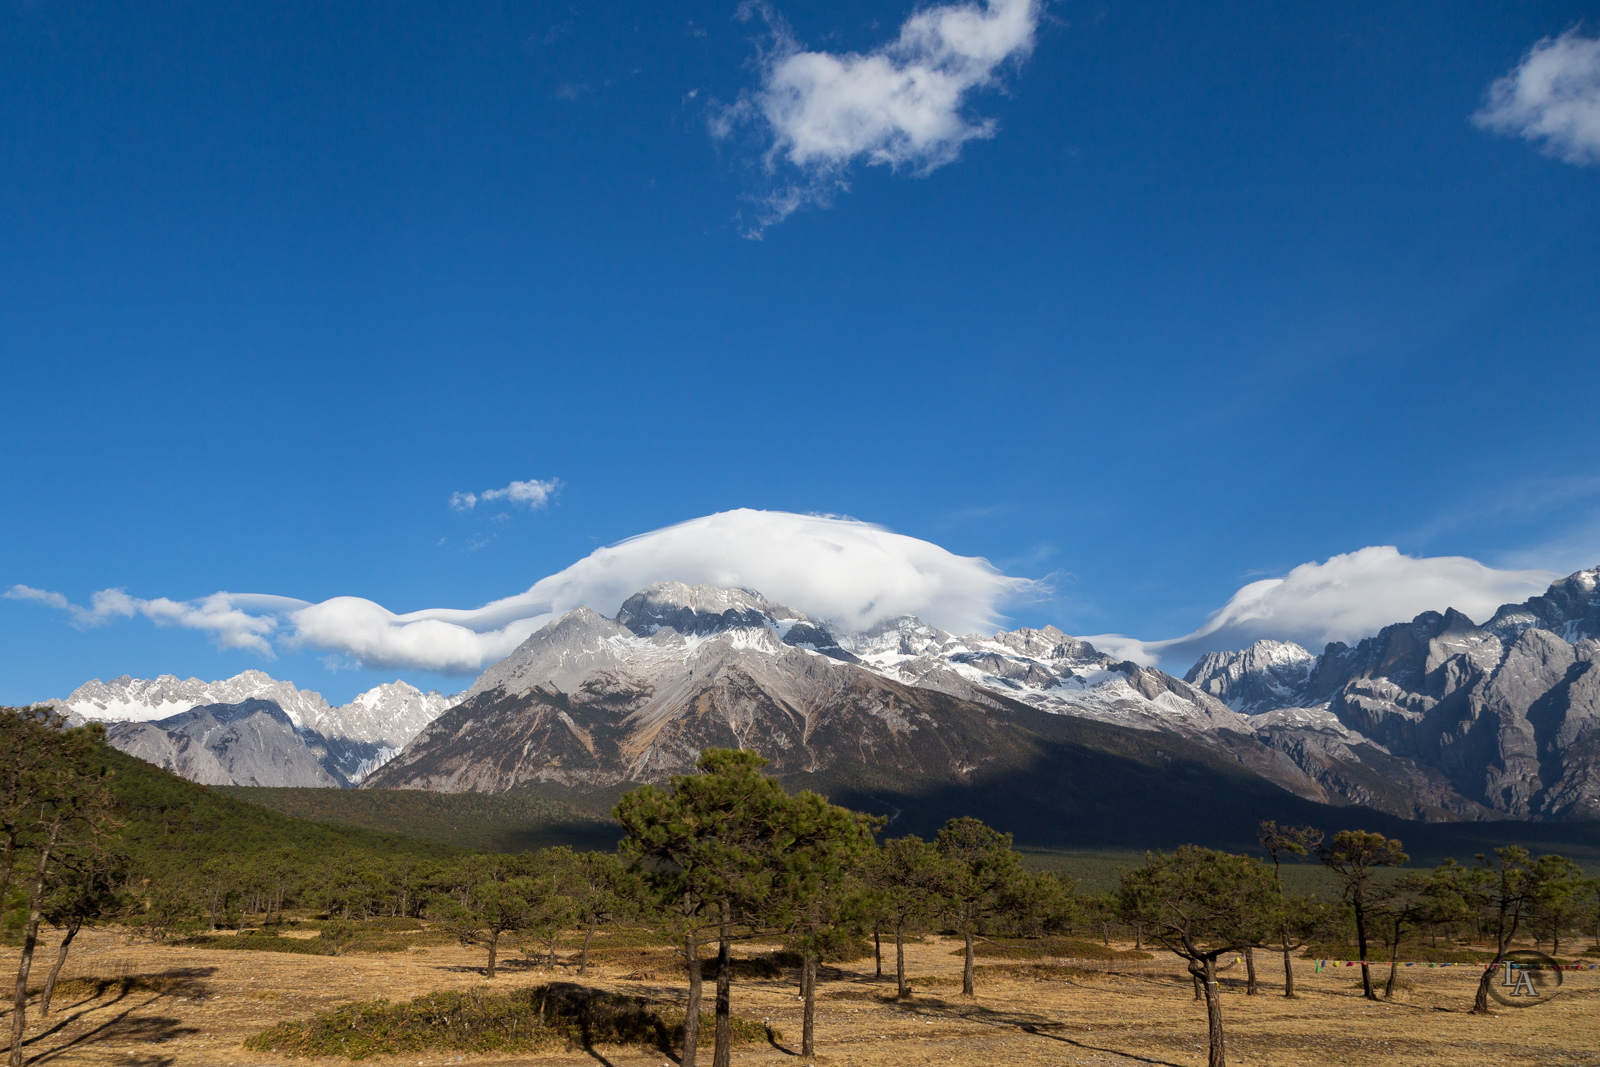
[
  {"xmin": 25, "ymin": 1006, "xmax": 197, "ymax": 1066},
  {"xmin": 1018, "ymin": 1025, "xmax": 1186, "ymax": 1067}
]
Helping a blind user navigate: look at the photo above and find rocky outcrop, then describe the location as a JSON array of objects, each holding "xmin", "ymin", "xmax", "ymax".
[{"xmin": 1186, "ymin": 640, "xmax": 1317, "ymax": 713}]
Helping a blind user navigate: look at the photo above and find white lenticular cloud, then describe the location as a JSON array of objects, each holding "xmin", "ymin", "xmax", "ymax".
[
  {"xmin": 10, "ymin": 510, "xmax": 1034, "ymax": 674},
  {"xmin": 721, "ymin": 0, "xmax": 1039, "ymax": 231},
  {"xmin": 449, "ymin": 477, "xmax": 561, "ymax": 513},
  {"xmin": 1474, "ymin": 29, "xmax": 1600, "ymax": 166},
  {"xmin": 1087, "ymin": 546, "xmax": 1560, "ymax": 667}
]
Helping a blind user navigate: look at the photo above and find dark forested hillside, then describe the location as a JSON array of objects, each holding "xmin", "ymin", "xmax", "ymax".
[
  {"xmin": 93, "ymin": 742, "xmax": 463, "ymax": 876},
  {"xmin": 217, "ymin": 786, "xmax": 621, "ymax": 853}
]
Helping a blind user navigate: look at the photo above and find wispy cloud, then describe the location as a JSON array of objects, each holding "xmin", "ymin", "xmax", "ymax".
[
  {"xmin": 448, "ymin": 477, "xmax": 562, "ymax": 513},
  {"xmin": 1474, "ymin": 29, "xmax": 1600, "ymax": 166},
  {"xmin": 1087, "ymin": 547, "xmax": 1560, "ymax": 667},
  {"xmin": 9, "ymin": 510, "xmax": 1037, "ymax": 673},
  {"xmin": 5, "ymin": 585, "xmax": 288, "ymax": 656},
  {"xmin": 715, "ymin": 0, "xmax": 1040, "ymax": 234}
]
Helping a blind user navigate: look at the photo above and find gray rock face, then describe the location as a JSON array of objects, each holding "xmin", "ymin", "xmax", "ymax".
[
  {"xmin": 104, "ymin": 700, "xmax": 346, "ymax": 788},
  {"xmin": 1186, "ymin": 640, "xmax": 1317, "ymax": 713},
  {"xmin": 1186, "ymin": 567, "xmax": 1600, "ymax": 820}
]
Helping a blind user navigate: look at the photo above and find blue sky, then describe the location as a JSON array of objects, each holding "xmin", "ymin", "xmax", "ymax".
[{"xmin": 3, "ymin": 0, "xmax": 1598, "ymax": 705}]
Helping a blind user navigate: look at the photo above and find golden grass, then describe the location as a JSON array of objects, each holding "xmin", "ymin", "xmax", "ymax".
[{"xmin": 2, "ymin": 927, "xmax": 1595, "ymax": 1066}]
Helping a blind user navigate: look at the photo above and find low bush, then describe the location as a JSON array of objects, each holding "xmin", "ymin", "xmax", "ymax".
[
  {"xmin": 188, "ymin": 934, "xmax": 410, "ymax": 956},
  {"xmin": 950, "ymin": 937, "xmax": 1152, "ymax": 961},
  {"xmin": 1299, "ymin": 943, "xmax": 1494, "ymax": 964},
  {"xmin": 243, "ymin": 983, "xmax": 777, "ymax": 1060}
]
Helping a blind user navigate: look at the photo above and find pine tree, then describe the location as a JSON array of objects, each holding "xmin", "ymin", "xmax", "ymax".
[
  {"xmin": 614, "ymin": 748, "xmax": 791, "ymax": 1067},
  {"xmin": 1118, "ymin": 846, "xmax": 1277, "ymax": 1067},
  {"xmin": 1319, "ymin": 830, "xmax": 1407, "ymax": 1000},
  {"xmin": 934, "ymin": 817, "xmax": 1022, "ymax": 997}
]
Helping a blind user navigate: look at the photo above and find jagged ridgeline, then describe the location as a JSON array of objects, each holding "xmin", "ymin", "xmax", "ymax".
[{"xmin": 46, "ymin": 571, "xmax": 1600, "ymax": 852}]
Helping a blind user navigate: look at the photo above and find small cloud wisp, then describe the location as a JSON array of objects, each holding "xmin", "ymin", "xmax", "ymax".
[
  {"xmin": 717, "ymin": 0, "xmax": 1040, "ymax": 233},
  {"xmin": 1474, "ymin": 29, "xmax": 1600, "ymax": 166},
  {"xmin": 449, "ymin": 477, "xmax": 562, "ymax": 513}
]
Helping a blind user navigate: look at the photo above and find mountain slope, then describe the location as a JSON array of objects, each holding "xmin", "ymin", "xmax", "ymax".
[
  {"xmin": 104, "ymin": 699, "xmax": 346, "ymax": 787},
  {"xmin": 367, "ymin": 583, "xmax": 1347, "ymax": 818}
]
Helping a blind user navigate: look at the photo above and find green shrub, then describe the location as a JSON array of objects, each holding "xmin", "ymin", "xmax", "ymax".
[{"xmin": 243, "ymin": 983, "xmax": 777, "ymax": 1060}]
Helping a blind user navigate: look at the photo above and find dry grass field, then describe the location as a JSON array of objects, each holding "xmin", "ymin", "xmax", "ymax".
[{"xmin": 4, "ymin": 927, "xmax": 1597, "ymax": 1067}]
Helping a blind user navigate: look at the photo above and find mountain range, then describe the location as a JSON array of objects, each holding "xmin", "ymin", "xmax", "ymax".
[
  {"xmin": 50, "ymin": 671, "xmax": 457, "ymax": 786},
  {"xmin": 41, "ymin": 568, "xmax": 1600, "ymax": 831}
]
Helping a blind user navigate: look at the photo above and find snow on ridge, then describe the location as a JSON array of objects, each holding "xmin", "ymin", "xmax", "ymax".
[{"xmin": 55, "ymin": 671, "xmax": 459, "ymax": 748}]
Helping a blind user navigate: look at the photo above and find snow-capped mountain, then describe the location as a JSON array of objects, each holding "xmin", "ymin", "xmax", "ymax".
[
  {"xmin": 61, "ymin": 566, "xmax": 1600, "ymax": 821},
  {"xmin": 54, "ymin": 671, "xmax": 459, "ymax": 786},
  {"xmin": 368, "ymin": 581, "xmax": 1320, "ymax": 807},
  {"xmin": 58, "ymin": 670, "xmax": 332, "ymax": 730}
]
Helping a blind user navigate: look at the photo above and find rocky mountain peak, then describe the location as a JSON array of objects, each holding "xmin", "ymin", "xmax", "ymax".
[
  {"xmin": 615, "ymin": 581, "xmax": 801, "ymax": 637},
  {"xmin": 1184, "ymin": 639, "xmax": 1316, "ymax": 713}
]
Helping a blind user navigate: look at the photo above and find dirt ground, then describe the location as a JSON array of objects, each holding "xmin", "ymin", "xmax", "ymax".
[{"xmin": 4, "ymin": 929, "xmax": 1597, "ymax": 1067}]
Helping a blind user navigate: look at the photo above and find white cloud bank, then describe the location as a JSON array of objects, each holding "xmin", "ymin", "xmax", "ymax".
[
  {"xmin": 1474, "ymin": 29, "xmax": 1600, "ymax": 166},
  {"xmin": 718, "ymin": 0, "xmax": 1039, "ymax": 232},
  {"xmin": 449, "ymin": 477, "xmax": 561, "ymax": 513},
  {"xmin": 9, "ymin": 520, "xmax": 1573, "ymax": 678},
  {"xmin": 8, "ymin": 510, "xmax": 1034, "ymax": 674},
  {"xmin": 1086, "ymin": 546, "xmax": 1560, "ymax": 667}
]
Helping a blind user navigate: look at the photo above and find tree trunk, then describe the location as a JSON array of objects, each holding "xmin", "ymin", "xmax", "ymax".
[
  {"xmin": 1281, "ymin": 920, "xmax": 1296, "ymax": 998},
  {"xmin": 1244, "ymin": 946, "xmax": 1257, "ymax": 995},
  {"xmin": 580, "ymin": 917, "xmax": 597, "ymax": 976},
  {"xmin": 546, "ymin": 927, "xmax": 557, "ymax": 968},
  {"xmin": 874, "ymin": 922, "xmax": 882, "ymax": 978},
  {"xmin": 1134, "ymin": 923, "xmax": 1142, "ymax": 950},
  {"xmin": 485, "ymin": 930, "xmax": 499, "ymax": 979},
  {"xmin": 1353, "ymin": 901, "xmax": 1375, "ymax": 999},
  {"xmin": 713, "ymin": 904, "xmax": 732, "ymax": 1067},
  {"xmin": 39, "ymin": 922, "xmax": 81, "ymax": 1017},
  {"xmin": 800, "ymin": 951, "xmax": 817, "ymax": 1058},
  {"xmin": 1473, "ymin": 900, "xmax": 1521, "ymax": 1015},
  {"xmin": 684, "ymin": 927, "xmax": 702, "ymax": 1067},
  {"xmin": 1202, "ymin": 957, "xmax": 1226, "ymax": 1067},
  {"xmin": 962, "ymin": 909, "xmax": 975, "ymax": 997},
  {"xmin": 1102, "ymin": 921, "xmax": 1109, "ymax": 947},
  {"xmin": 10, "ymin": 820, "xmax": 60, "ymax": 1067},
  {"xmin": 1193, "ymin": 972, "xmax": 1204, "ymax": 1000},
  {"xmin": 895, "ymin": 919, "xmax": 909, "ymax": 999},
  {"xmin": 1384, "ymin": 928, "xmax": 1401, "ymax": 1000}
]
